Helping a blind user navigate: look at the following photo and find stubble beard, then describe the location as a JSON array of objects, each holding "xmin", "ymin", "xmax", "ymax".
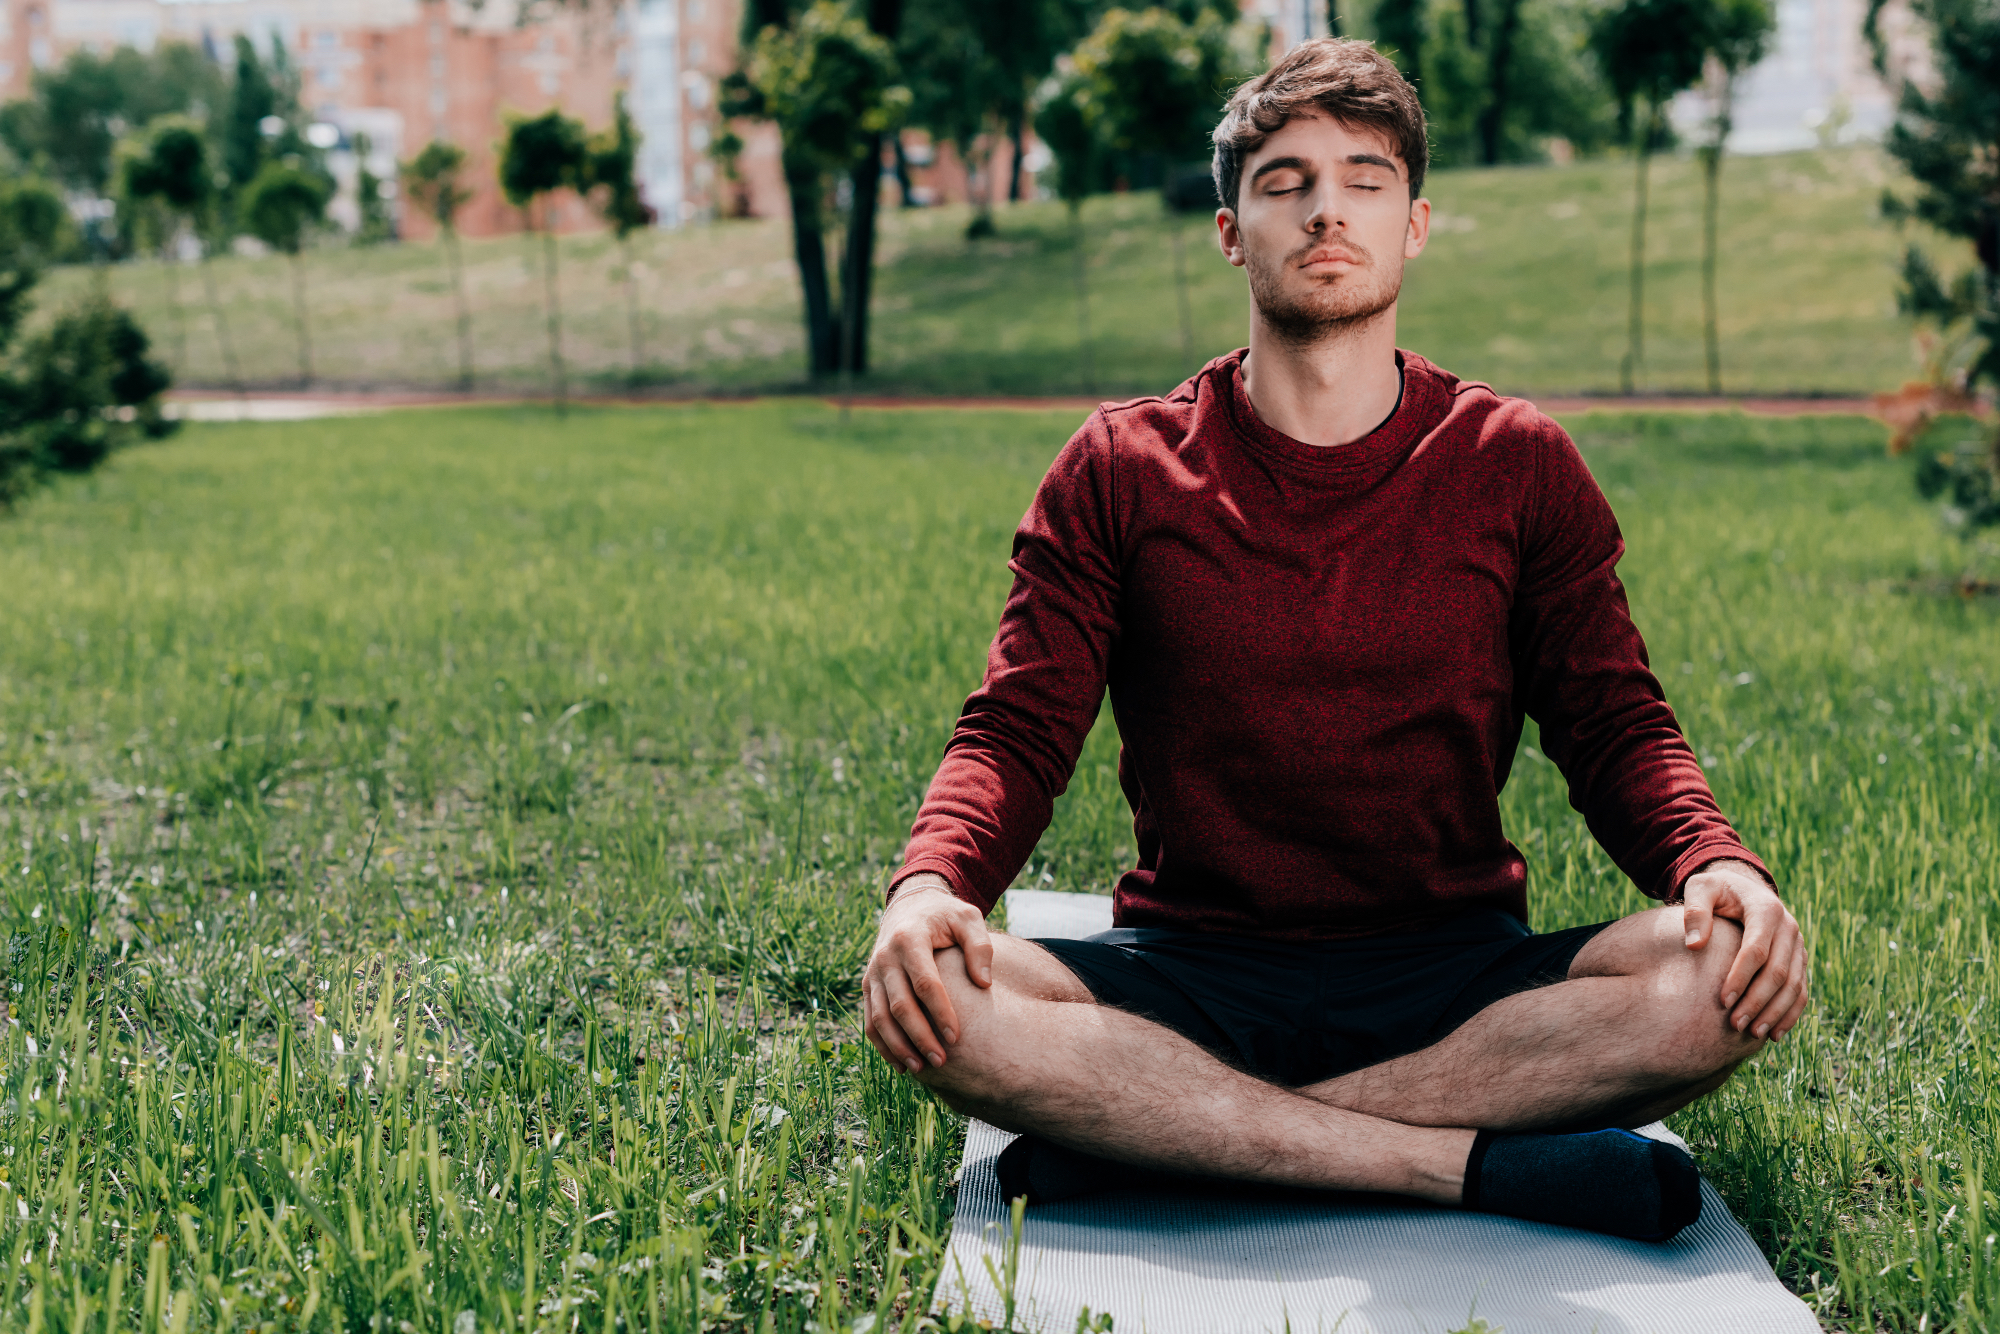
[{"xmin": 1246, "ymin": 233, "xmax": 1404, "ymax": 348}]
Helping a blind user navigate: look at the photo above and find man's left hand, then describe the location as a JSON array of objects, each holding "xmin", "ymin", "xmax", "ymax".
[{"xmin": 1680, "ymin": 860, "xmax": 1808, "ymax": 1042}]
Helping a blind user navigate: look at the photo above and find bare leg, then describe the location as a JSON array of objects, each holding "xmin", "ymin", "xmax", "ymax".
[
  {"xmin": 1303, "ymin": 906, "xmax": 1764, "ymax": 1131},
  {"xmin": 914, "ymin": 935, "xmax": 1474, "ymax": 1205}
]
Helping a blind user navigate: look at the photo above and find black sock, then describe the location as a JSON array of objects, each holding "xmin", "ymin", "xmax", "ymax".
[
  {"xmin": 996, "ymin": 1134, "xmax": 1181, "ymax": 1206},
  {"xmin": 1462, "ymin": 1127, "xmax": 1703, "ymax": 1242}
]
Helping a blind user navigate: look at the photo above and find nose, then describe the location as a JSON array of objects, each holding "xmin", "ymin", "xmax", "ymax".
[{"xmin": 1301, "ymin": 179, "xmax": 1344, "ymax": 234}]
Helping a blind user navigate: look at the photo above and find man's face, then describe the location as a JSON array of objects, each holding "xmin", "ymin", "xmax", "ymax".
[{"xmin": 1217, "ymin": 113, "xmax": 1430, "ymax": 344}]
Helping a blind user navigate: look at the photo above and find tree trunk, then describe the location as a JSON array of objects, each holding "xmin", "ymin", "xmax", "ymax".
[
  {"xmin": 537, "ymin": 204, "xmax": 568, "ymax": 412},
  {"xmin": 893, "ymin": 136, "xmax": 917, "ymax": 208},
  {"xmin": 445, "ymin": 225, "xmax": 474, "ymax": 391},
  {"xmin": 621, "ymin": 234, "xmax": 646, "ymax": 382},
  {"xmin": 1170, "ymin": 215, "xmax": 1195, "ymax": 369},
  {"xmin": 1476, "ymin": 0, "xmax": 1522, "ymax": 165},
  {"xmin": 787, "ymin": 165, "xmax": 839, "ymax": 378},
  {"xmin": 1462, "ymin": 0, "xmax": 1481, "ymax": 46},
  {"xmin": 841, "ymin": 135, "xmax": 884, "ymax": 376},
  {"xmin": 198, "ymin": 246, "xmax": 245, "ymax": 397},
  {"xmin": 1071, "ymin": 201, "xmax": 1095, "ymax": 395},
  {"xmin": 163, "ymin": 250, "xmax": 187, "ymax": 375},
  {"xmin": 1375, "ymin": 0, "xmax": 1424, "ymax": 89},
  {"xmin": 1701, "ymin": 143, "xmax": 1722, "ymax": 395},
  {"xmin": 287, "ymin": 251, "xmax": 314, "ymax": 388},
  {"xmin": 1007, "ymin": 111, "xmax": 1027, "ymax": 204},
  {"xmin": 1621, "ymin": 108, "xmax": 1655, "ymax": 397}
]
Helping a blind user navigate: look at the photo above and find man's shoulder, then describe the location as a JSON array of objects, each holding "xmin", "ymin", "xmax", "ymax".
[{"xmin": 1403, "ymin": 352, "xmax": 1565, "ymax": 454}]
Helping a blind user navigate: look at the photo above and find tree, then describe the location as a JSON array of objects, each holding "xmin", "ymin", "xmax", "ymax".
[
  {"xmin": 586, "ymin": 93, "xmax": 657, "ymax": 382},
  {"xmin": 120, "ymin": 116, "xmax": 244, "ymax": 395},
  {"xmin": 500, "ymin": 109, "xmax": 590, "ymax": 409},
  {"xmin": 1061, "ymin": 6, "xmax": 1244, "ymax": 368},
  {"xmin": 1589, "ymin": 0, "xmax": 1708, "ymax": 394},
  {"xmin": 0, "ymin": 177, "xmax": 76, "ymax": 265},
  {"xmin": 401, "ymin": 140, "xmax": 478, "ymax": 390},
  {"xmin": 0, "ymin": 216, "xmax": 175, "ymax": 507},
  {"xmin": 1406, "ymin": 0, "xmax": 1621, "ymax": 168},
  {"xmin": 0, "ymin": 42, "xmax": 226, "ymax": 197},
  {"xmin": 352, "ymin": 131, "xmax": 396, "ymax": 246},
  {"xmin": 1034, "ymin": 59, "xmax": 1106, "ymax": 392},
  {"xmin": 241, "ymin": 160, "xmax": 333, "ymax": 387},
  {"xmin": 1868, "ymin": 0, "xmax": 2000, "ymax": 535},
  {"xmin": 730, "ymin": 2, "xmax": 908, "ymax": 380},
  {"xmin": 1693, "ymin": 0, "xmax": 1775, "ymax": 394}
]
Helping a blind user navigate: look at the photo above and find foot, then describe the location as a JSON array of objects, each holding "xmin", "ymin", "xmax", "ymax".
[
  {"xmin": 1462, "ymin": 1127, "xmax": 1703, "ymax": 1242},
  {"xmin": 995, "ymin": 1134, "xmax": 1183, "ymax": 1205}
]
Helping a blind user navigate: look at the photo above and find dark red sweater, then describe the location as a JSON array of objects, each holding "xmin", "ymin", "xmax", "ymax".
[{"xmin": 897, "ymin": 351, "xmax": 1769, "ymax": 940}]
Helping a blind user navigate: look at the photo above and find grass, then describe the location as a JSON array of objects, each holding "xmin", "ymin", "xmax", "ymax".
[
  {"xmin": 0, "ymin": 401, "xmax": 1996, "ymax": 1332},
  {"xmin": 40, "ymin": 145, "xmax": 1949, "ymax": 398}
]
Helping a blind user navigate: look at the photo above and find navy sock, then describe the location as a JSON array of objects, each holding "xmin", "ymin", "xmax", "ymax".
[
  {"xmin": 996, "ymin": 1135, "xmax": 1181, "ymax": 1206},
  {"xmin": 1462, "ymin": 1127, "xmax": 1703, "ymax": 1242}
]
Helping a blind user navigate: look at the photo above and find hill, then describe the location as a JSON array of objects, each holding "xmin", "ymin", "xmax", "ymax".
[{"xmin": 43, "ymin": 145, "xmax": 1943, "ymax": 397}]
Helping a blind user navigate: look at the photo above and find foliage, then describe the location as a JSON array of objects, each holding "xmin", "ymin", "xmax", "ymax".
[
  {"xmin": 501, "ymin": 109, "xmax": 591, "ymax": 209},
  {"xmin": 587, "ymin": 93, "xmax": 655, "ymax": 237},
  {"xmin": 0, "ymin": 175, "xmax": 79, "ymax": 264},
  {"xmin": 352, "ymin": 132, "xmax": 396, "ymax": 246},
  {"xmin": 2, "ymin": 403, "xmax": 1999, "ymax": 1329},
  {"xmin": 239, "ymin": 160, "xmax": 334, "ymax": 256},
  {"xmin": 221, "ymin": 34, "xmax": 314, "ymax": 192},
  {"xmin": 0, "ymin": 230, "xmax": 174, "ymax": 505},
  {"xmin": 0, "ymin": 42, "xmax": 226, "ymax": 194},
  {"xmin": 1071, "ymin": 6, "xmax": 1243, "ymax": 166},
  {"xmin": 402, "ymin": 140, "xmax": 474, "ymax": 230},
  {"xmin": 1412, "ymin": 0, "xmax": 1622, "ymax": 166},
  {"xmin": 119, "ymin": 116, "xmax": 216, "ymax": 218},
  {"xmin": 741, "ymin": 3, "xmax": 909, "ymax": 186},
  {"xmin": 1869, "ymin": 0, "xmax": 2000, "ymax": 530}
]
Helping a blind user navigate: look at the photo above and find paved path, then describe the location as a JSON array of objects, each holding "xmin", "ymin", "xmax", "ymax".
[{"xmin": 166, "ymin": 388, "xmax": 1883, "ymax": 423}]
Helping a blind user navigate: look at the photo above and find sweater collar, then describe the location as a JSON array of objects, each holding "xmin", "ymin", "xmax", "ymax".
[{"xmin": 1209, "ymin": 347, "xmax": 1448, "ymax": 484}]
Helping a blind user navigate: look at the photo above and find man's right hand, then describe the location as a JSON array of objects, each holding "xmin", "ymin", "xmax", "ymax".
[{"xmin": 863, "ymin": 873, "xmax": 993, "ymax": 1073}]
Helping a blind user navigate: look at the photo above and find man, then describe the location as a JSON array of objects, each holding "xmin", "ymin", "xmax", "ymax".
[{"xmin": 861, "ymin": 38, "xmax": 1807, "ymax": 1243}]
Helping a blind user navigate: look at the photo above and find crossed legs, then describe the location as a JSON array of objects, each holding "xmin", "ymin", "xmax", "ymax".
[{"xmin": 909, "ymin": 906, "xmax": 1765, "ymax": 1206}]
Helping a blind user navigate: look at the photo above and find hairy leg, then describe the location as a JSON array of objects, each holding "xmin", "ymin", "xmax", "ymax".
[
  {"xmin": 915, "ymin": 934, "xmax": 1475, "ymax": 1205},
  {"xmin": 1303, "ymin": 906, "xmax": 1764, "ymax": 1131}
]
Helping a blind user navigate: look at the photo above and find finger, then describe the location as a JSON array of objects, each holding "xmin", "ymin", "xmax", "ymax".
[
  {"xmin": 957, "ymin": 908, "xmax": 996, "ymax": 989},
  {"xmin": 904, "ymin": 943, "xmax": 964, "ymax": 1049},
  {"xmin": 1680, "ymin": 881, "xmax": 1717, "ymax": 951},
  {"xmin": 1772, "ymin": 970, "xmax": 1811, "ymax": 1041},
  {"xmin": 1731, "ymin": 929, "xmax": 1792, "ymax": 1035},
  {"xmin": 1761, "ymin": 972, "xmax": 1807, "ymax": 1042},
  {"xmin": 869, "ymin": 972, "xmax": 929, "ymax": 1074},
  {"xmin": 862, "ymin": 980, "xmax": 897, "ymax": 1064},
  {"xmin": 1720, "ymin": 902, "xmax": 1776, "ymax": 1010},
  {"xmin": 881, "ymin": 965, "xmax": 947, "ymax": 1071}
]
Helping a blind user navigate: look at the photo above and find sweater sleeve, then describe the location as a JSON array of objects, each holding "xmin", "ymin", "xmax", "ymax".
[
  {"xmin": 893, "ymin": 414, "xmax": 1124, "ymax": 912},
  {"xmin": 1510, "ymin": 418, "xmax": 1773, "ymax": 900}
]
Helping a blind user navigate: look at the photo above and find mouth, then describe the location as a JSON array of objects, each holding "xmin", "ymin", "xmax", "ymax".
[{"xmin": 1298, "ymin": 250, "xmax": 1364, "ymax": 269}]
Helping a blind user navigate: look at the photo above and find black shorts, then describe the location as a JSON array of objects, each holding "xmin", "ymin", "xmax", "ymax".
[{"xmin": 1032, "ymin": 909, "xmax": 1614, "ymax": 1088}]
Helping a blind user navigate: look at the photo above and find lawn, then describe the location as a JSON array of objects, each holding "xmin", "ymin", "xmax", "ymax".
[
  {"xmin": 39, "ymin": 146, "xmax": 1948, "ymax": 399},
  {"xmin": 0, "ymin": 402, "xmax": 1996, "ymax": 1332}
]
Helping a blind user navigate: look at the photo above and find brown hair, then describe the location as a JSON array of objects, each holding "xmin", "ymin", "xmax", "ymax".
[{"xmin": 1211, "ymin": 38, "xmax": 1429, "ymax": 207}]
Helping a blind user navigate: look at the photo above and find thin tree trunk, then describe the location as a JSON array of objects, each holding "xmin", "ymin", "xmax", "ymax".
[
  {"xmin": 198, "ymin": 248, "xmax": 245, "ymax": 397},
  {"xmin": 620, "ymin": 234, "xmax": 645, "ymax": 382},
  {"xmin": 445, "ymin": 225, "xmax": 474, "ymax": 391},
  {"xmin": 287, "ymin": 251, "xmax": 314, "ymax": 388},
  {"xmin": 842, "ymin": 134, "xmax": 884, "ymax": 376},
  {"xmin": 1621, "ymin": 110, "xmax": 1653, "ymax": 396},
  {"xmin": 1071, "ymin": 201, "xmax": 1095, "ymax": 395},
  {"xmin": 163, "ymin": 251, "xmax": 187, "ymax": 374},
  {"xmin": 1170, "ymin": 216, "xmax": 1195, "ymax": 368},
  {"xmin": 537, "ymin": 203, "xmax": 568, "ymax": 412},
  {"xmin": 1476, "ymin": 0, "xmax": 1523, "ymax": 165},
  {"xmin": 787, "ymin": 166, "xmax": 838, "ymax": 378},
  {"xmin": 1007, "ymin": 111, "xmax": 1027, "ymax": 204},
  {"xmin": 893, "ymin": 136, "xmax": 917, "ymax": 208}
]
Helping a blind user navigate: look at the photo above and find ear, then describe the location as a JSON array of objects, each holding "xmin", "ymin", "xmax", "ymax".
[
  {"xmin": 1217, "ymin": 206, "xmax": 1246, "ymax": 268},
  {"xmin": 1404, "ymin": 196, "xmax": 1431, "ymax": 260}
]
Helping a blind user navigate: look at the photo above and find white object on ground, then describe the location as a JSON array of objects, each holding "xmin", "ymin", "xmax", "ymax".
[{"xmin": 937, "ymin": 889, "xmax": 1820, "ymax": 1333}]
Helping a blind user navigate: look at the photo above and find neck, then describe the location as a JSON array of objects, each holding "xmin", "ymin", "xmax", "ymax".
[{"xmin": 1240, "ymin": 303, "xmax": 1403, "ymax": 448}]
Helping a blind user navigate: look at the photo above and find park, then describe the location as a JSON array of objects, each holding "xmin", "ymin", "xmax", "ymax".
[{"xmin": 1, "ymin": 0, "xmax": 1998, "ymax": 1331}]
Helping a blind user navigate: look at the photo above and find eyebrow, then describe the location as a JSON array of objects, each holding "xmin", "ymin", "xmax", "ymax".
[{"xmin": 1250, "ymin": 152, "xmax": 1401, "ymax": 183}]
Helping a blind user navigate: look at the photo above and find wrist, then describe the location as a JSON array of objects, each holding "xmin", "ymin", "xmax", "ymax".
[{"xmin": 887, "ymin": 872, "xmax": 954, "ymax": 907}]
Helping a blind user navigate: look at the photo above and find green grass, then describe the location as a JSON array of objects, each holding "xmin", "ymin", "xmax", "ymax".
[
  {"xmin": 41, "ymin": 146, "xmax": 1947, "ymax": 398},
  {"xmin": 0, "ymin": 403, "xmax": 1996, "ymax": 1332}
]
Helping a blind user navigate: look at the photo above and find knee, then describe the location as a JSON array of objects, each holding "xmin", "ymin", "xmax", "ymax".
[{"xmin": 1640, "ymin": 911, "xmax": 1765, "ymax": 1081}]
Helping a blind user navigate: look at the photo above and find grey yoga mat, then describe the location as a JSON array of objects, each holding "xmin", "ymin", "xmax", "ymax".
[{"xmin": 938, "ymin": 889, "xmax": 1819, "ymax": 1334}]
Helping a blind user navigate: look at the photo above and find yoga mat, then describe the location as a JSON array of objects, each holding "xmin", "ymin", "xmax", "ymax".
[{"xmin": 938, "ymin": 889, "xmax": 1820, "ymax": 1334}]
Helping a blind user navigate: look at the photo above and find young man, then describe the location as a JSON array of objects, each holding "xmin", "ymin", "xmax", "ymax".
[{"xmin": 861, "ymin": 39, "xmax": 1808, "ymax": 1242}]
